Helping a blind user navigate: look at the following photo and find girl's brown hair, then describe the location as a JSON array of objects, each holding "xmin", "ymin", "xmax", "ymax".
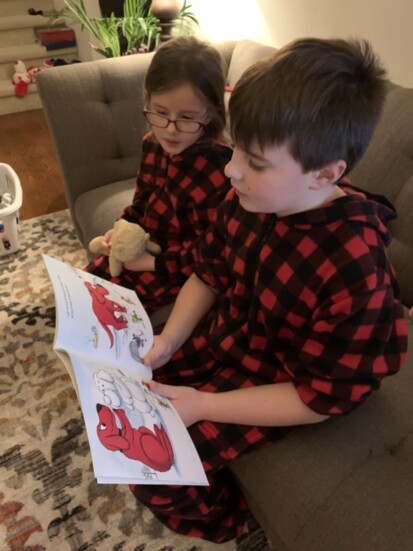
[{"xmin": 145, "ymin": 36, "xmax": 226, "ymax": 139}]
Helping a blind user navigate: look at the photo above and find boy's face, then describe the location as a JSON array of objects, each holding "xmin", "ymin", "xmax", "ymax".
[
  {"xmin": 147, "ymin": 83, "xmax": 209, "ymax": 156},
  {"xmin": 225, "ymin": 141, "xmax": 322, "ymax": 215}
]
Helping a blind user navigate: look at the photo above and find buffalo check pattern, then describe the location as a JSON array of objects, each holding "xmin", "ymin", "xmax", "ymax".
[
  {"xmin": 131, "ymin": 181, "xmax": 407, "ymax": 542},
  {"xmin": 87, "ymin": 132, "xmax": 232, "ymax": 312},
  {"xmin": 193, "ymin": 183, "xmax": 407, "ymax": 415}
]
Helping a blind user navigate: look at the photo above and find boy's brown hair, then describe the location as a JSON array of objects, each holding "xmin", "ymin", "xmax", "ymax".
[
  {"xmin": 145, "ymin": 36, "xmax": 226, "ymax": 139},
  {"xmin": 229, "ymin": 38, "xmax": 387, "ymax": 174}
]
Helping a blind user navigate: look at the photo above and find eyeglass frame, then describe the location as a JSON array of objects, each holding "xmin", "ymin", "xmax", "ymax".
[{"xmin": 143, "ymin": 110, "xmax": 207, "ymax": 134}]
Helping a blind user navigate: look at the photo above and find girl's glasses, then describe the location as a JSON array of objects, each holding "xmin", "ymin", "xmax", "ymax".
[{"xmin": 143, "ymin": 110, "xmax": 205, "ymax": 133}]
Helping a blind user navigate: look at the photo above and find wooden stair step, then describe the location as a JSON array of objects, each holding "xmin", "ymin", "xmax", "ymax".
[
  {"xmin": 0, "ymin": 14, "xmax": 52, "ymax": 30},
  {"xmin": 0, "ymin": 0, "xmax": 78, "ymax": 115},
  {"xmin": 0, "ymin": 0, "xmax": 55, "ymax": 18},
  {"xmin": 0, "ymin": 77, "xmax": 37, "ymax": 98},
  {"xmin": 0, "ymin": 88, "xmax": 42, "ymax": 116},
  {"xmin": 0, "ymin": 42, "xmax": 77, "ymax": 63}
]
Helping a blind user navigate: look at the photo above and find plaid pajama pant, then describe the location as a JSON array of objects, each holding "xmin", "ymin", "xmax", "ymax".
[{"xmin": 130, "ymin": 334, "xmax": 288, "ymax": 542}]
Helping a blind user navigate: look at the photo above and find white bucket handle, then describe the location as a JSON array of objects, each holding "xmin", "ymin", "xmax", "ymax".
[{"xmin": 0, "ymin": 163, "xmax": 23, "ymax": 216}]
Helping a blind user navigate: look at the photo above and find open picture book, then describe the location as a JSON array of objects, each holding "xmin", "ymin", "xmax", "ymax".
[{"xmin": 43, "ymin": 255, "xmax": 208, "ymax": 486}]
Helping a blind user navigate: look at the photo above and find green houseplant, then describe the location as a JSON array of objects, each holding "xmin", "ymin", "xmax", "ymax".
[{"xmin": 50, "ymin": 0, "xmax": 199, "ymax": 58}]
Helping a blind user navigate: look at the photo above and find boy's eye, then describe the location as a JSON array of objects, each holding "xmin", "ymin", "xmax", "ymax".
[{"xmin": 248, "ymin": 159, "xmax": 266, "ymax": 171}]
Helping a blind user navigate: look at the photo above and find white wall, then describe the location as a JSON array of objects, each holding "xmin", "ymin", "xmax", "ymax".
[
  {"xmin": 190, "ymin": 0, "xmax": 273, "ymax": 46},
  {"xmin": 190, "ymin": 0, "xmax": 412, "ymax": 87},
  {"xmin": 51, "ymin": 0, "xmax": 412, "ymax": 86},
  {"xmin": 52, "ymin": 0, "xmax": 102, "ymax": 61}
]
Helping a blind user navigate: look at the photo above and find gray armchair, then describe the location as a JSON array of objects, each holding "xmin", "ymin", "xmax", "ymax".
[
  {"xmin": 37, "ymin": 52, "xmax": 153, "ymax": 252},
  {"xmin": 37, "ymin": 40, "xmax": 413, "ymax": 550}
]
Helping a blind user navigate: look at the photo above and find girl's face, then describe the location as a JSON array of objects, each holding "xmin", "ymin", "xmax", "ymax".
[{"xmin": 146, "ymin": 83, "xmax": 210, "ymax": 155}]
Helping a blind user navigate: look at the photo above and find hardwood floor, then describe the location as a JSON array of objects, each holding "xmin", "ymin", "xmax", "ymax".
[{"xmin": 0, "ymin": 108, "xmax": 67, "ymax": 220}]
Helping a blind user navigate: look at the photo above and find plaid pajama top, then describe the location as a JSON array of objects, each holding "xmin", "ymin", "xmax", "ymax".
[
  {"xmin": 191, "ymin": 182, "xmax": 408, "ymax": 416},
  {"xmin": 86, "ymin": 132, "xmax": 232, "ymax": 312},
  {"xmin": 121, "ymin": 132, "xmax": 232, "ymax": 285}
]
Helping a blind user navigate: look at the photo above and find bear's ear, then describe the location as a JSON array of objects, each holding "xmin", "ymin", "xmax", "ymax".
[{"xmin": 89, "ymin": 236, "xmax": 107, "ymax": 256}]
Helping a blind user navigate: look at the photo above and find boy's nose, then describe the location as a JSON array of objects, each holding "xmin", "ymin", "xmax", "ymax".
[{"xmin": 225, "ymin": 150, "xmax": 243, "ymax": 181}]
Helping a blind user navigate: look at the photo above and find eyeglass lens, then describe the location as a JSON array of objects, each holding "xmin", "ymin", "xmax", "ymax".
[{"xmin": 145, "ymin": 112, "xmax": 202, "ymax": 133}]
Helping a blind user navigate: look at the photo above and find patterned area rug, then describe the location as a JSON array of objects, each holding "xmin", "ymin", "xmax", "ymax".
[{"xmin": 0, "ymin": 210, "xmax": 271, "ymax": 551}]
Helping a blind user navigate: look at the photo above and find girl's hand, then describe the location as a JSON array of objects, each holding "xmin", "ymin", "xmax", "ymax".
[
  {"xmin": 101, "ymin": 228, "xmax": 114, "ymax": 253},
  {"xmin": 143, "ymin": 334, "xmax": 174, "ymax": 369},
  {"xmin": 148, "ymin": 381, "xmax": 206, "ymax": 427},
  {"xmin": 123, "ymin": 251, "xmax": 155, "ymax": 272}
]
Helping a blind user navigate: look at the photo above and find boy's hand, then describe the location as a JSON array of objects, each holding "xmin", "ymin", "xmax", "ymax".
[
  {"xmin": 143, "ymin": 334, "xmax": 174, "ymax": 369},
  {"xmin": 148, "ymin": 381, "xmax": 205, "ymax": 427}
]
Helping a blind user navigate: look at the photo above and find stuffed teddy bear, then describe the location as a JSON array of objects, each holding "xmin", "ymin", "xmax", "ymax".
[{"xmin": 89, "ymin": 219, "xmax": 161, "ymax": 277}]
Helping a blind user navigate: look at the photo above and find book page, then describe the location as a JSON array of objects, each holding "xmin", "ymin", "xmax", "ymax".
[
  {"xmin": 43, "ymin": 254, "xmax": 152, "ymax": 380},
  {"xmin": 69, "ymin": 352, "xmax": 208, "ymax": 486}
]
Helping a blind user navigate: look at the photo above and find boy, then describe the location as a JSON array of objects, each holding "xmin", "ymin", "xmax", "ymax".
[{"xmin": 130, "ymin": 38, "xmax": 408, "ymax": 542}]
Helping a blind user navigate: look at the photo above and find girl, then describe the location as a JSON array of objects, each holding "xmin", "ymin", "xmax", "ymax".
[{"xmin": 85, "ymin": 36, "xmax": 231, "ymax": 313}]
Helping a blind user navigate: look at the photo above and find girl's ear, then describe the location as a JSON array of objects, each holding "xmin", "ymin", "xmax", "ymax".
[{"xmin": 309, "ymin": 159, "xmax": 347, "ymax": 190}]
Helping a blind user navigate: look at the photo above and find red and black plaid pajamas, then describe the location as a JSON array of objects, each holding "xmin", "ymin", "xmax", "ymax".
[
  {"xmin": 131, "ymin": 182, "xmax": 408, "ymax": 542},
  {"xmin": 85, "ymin": 132, "xmax": 232, "ymax": 312}
]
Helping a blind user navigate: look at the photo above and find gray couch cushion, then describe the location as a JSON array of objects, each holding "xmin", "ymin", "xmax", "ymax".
[
  {"xmin": 75, "ymin": 178, "xmax": 135, "ymax": 251},
  {"xmin": 230, "ymin": 313, "xmax": 413, "ymax": 551},
  {"xmin": 349, "ymin": 83, "xmax": 413, "ymax": 305},
  {"xmin": 226, "ymin": 40, "xmax": 277, "ymax": 86}
]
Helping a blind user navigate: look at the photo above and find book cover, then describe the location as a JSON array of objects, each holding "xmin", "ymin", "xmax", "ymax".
[
  {"xmin": 43, "ymin": 254, "xmax": 208, "ymax": 486},
  {"xmin": 45, "ymin": 41, "xmax": 77, "ymax": 51},
  {"xmin": 35, "ymin": 27, "xmax": 76, "ymax": 45}
]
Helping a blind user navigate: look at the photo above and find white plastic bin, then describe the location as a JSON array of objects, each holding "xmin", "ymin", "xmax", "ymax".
[{"xmin": 0, "ymin": 163, "xmax": 23, "ymax": 256}]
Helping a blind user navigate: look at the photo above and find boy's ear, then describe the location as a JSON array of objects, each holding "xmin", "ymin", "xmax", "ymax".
[{"xmin": 309, "ymin": 160, "xmax": 347, "ymax": 190}]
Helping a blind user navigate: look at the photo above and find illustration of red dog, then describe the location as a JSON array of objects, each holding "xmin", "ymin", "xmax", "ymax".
[
  {"xmin": 84, "ymin": 282, "xmax": 127, "ymax": 348},
  {"xmin": 96, "ymin": 404, "xmax": 174, "ymax": 472}
]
